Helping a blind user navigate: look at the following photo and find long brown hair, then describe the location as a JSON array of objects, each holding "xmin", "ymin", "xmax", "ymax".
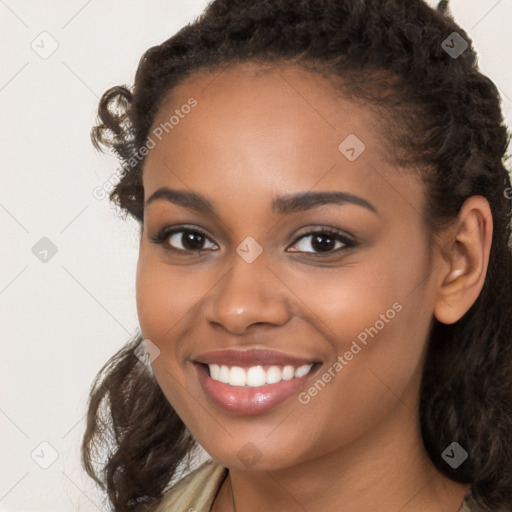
[{"xmin": 82, "ymin": 1, "xmax": 512, "ymax": 510}]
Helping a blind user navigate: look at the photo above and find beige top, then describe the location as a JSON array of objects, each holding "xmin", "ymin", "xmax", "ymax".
[
  {"xmin": 156, "ymin": 459, "xmax": 228, "ymax": 512},
  {"xmin": 154, "ymin": 459, "xmax": 475, "ymax": 512}
]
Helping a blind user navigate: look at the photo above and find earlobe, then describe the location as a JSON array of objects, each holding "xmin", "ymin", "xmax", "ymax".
[{"xmin": 433, "ymin": 196, "xmax": 493, "ymax": 325}]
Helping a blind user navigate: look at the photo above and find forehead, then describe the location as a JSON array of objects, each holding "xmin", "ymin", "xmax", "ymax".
[
  {"xmin": 148, "ymin": 62, "xmax": 380, "ymax": 154},
  {"xmin": 142, "ymin": 62, "xmax": 422, "ymax": 221}
]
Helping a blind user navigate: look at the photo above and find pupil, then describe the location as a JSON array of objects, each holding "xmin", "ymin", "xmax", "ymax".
[
  {"xmin": 184, "ymin": 231, "xmax": 204, "ymax": 250},
  {"xmin": 313, "ymin": 234, "xmax": 334, "ymax": 252}
]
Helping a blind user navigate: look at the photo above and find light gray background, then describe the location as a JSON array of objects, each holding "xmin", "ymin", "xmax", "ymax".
[{"xmin": 1, "ymin": 1, "xmax": 511, "ymax": 510}]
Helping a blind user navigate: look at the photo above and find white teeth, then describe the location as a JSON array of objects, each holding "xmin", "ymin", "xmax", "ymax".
[
  {"xmin": 209, "ymin": 363, "xmax": 220, "ymax": 380},
  {"xmin": 266, "ymin": 365, "xmax": 282, "ymax": 384},
  {"xmin": 246, "ymin": 366, "xmax": 266, "ymax": 387},
  {"xmin": 219, "ymin": 365, "xmax": 230, "ymax": 384},
  {"xmin": 229, "ymin": 366, "xmax": 247, "ymax": 386},
  {"xmin": 282, "ymin": 365, "xmax": 295, "ymax": 380},
  {"xmin": 207, "ymin": 363, "xmax": 314, "ymax": 387},
  {"xmin": 295, "ymin": 364, "xmax": 312, "ymax": 378}
]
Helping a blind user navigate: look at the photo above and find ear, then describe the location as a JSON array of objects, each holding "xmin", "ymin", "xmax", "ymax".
[{"xmin": 433, "ymin": 196, "xmax": 493, "ymax": 325}]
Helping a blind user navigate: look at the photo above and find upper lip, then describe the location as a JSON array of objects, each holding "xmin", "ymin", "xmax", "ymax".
[{"xmin": 193, "ymin": 348, "xmax": 318, "ymax": 367}]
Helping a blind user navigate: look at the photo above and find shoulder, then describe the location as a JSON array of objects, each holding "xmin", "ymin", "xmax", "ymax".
[{"xmin": 154, "ymin": 458, "xmax": 228, "ymax": 512}]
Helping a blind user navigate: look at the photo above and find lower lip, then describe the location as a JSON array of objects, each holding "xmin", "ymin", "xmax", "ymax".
[{"xmin": 195, "ymin": 363, "xmax": 317, "ymax": 415}]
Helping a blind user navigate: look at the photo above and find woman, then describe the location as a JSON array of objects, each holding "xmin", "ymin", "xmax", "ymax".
[{"xmin": 82, "ymin": 0, "xmax": 512, "ymax": 511}]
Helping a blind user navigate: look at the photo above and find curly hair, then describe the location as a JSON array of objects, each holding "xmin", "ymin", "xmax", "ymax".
[{"xmin": 82, "ymin": 1, "xmax": 512, "ymax": 511}]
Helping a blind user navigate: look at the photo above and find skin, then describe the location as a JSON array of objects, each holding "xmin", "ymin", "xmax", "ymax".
[{"xmin": 136, "ymin": 63, "xmax": 492, "ymax": 512}]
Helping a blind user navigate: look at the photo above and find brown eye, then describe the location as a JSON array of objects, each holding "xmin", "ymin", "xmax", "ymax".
[
  {"xmin": 170, "ymin": 230, "xmax": 210, "ymax": 251},
  {"xmin": 150, "ymin": 227, "xmax": 218, "ymax": 253},
  {"xmin": 287, "ymin": 228, "xmax": 355, "ymax": 255}
]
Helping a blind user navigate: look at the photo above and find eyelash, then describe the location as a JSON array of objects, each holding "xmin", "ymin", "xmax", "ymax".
[{"xmin": 149, "ymin": 225, "xmax": 356, "ymax": 257}]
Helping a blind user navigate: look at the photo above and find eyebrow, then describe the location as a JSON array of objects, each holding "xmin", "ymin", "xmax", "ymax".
[{"xmin": 145, "ymin": 187, "xmax": 379, "ymax": 216}]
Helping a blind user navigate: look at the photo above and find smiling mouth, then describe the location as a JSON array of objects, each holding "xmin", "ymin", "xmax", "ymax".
[
  {"xmin": 194, "ymin": 360, "xmax": 322, "ymax": 415},
  {"xmin": 199, "ymin": 362, "xmax": 321, "ymax": 387},
  {"xmin": 192, "ymin": 347, "xmax": 322, "ymax": 414}
]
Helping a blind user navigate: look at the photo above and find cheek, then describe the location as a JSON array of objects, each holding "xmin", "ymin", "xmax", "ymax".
[
  {"xmin": 295, "ymin": 229, "xmax": 433, "ymax": 407},
  {"xmin": 135, "ymin": 250, "xmax": 208, "ymax": 347},
  {"xmin": 288, "ymin": 301, "xmax": 431, "ymax": 458},
  {"xmin": 297, "ymin": 236, "xmax": 430, "ymax": 353},
  {"xmin": 135, "ymin": 252, "xmax": 202, "ymax": 417}
]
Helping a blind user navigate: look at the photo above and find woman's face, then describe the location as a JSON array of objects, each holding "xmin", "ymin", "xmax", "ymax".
[{"xmin": 136, "ymin": 63, "xmax": 442, "ymax": 470}]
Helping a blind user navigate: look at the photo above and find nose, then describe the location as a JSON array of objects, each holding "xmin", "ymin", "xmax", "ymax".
[{"xmin": 203, "ymin": 253, "xmax": 292, "ymax": 335}]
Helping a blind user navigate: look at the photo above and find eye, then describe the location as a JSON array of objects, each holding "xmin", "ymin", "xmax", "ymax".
[
  {"xmin": 287, "ymin": 227, "xmax": 355, "ymax": 256},
  {"xmin": 150, "ymin": 226, "xmax": 218, "ymax": 253},
  {"xmin": 150, "ymin": 225, "xmax": 356, "ymax": 257}
]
